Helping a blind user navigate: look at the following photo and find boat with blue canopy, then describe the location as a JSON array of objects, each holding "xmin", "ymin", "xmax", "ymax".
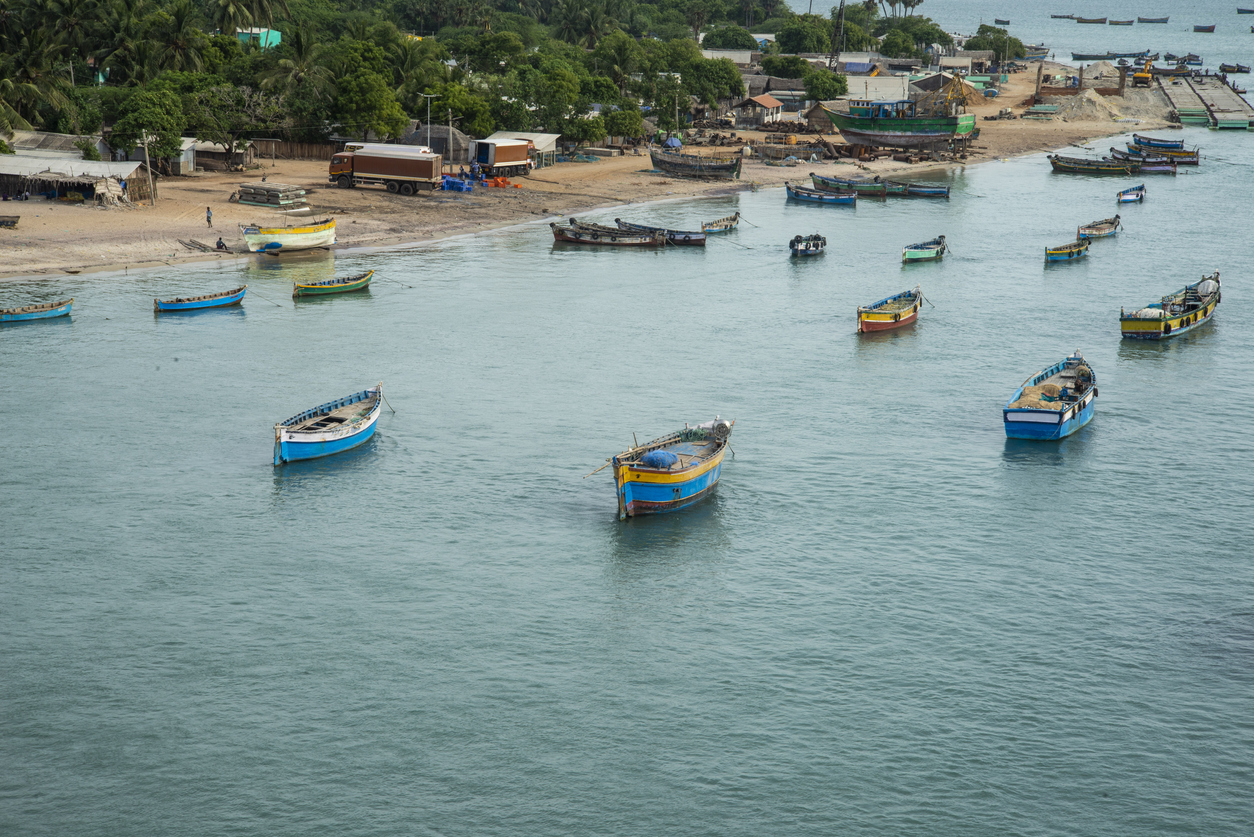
[
  {"xmin": 154, "ymin": 286, "xmax": 247, "ymax": 312},
  {"xmin": 274, "ymin": 384, "xmax": 383, "ymax": 465},
  {"xmin": 1117, "ymin": 184, "xmax": 1145, "ymax": 203},
  {"xmin": 1131, "ymin": 133, "xmax": 1185, "ymax": 150},
  {"xmin": 608, "ymin": 418, "xmax": 733, "ymax": 518},
  {"xmin": 785, "ymin": 181, "xmax": 855, "ymax": 204},
  {"xmin": 1004, "ymin": 352, "xmax": 1097, "ymax": 440},
  {"xmin": 1, "ymin": 298, "xmax": 73, "ymax": 323}
]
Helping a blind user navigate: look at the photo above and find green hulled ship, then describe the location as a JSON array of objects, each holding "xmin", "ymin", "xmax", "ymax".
[{"xmin": 822, "ymin": 96, "xmax": 975, "ymax": 150}]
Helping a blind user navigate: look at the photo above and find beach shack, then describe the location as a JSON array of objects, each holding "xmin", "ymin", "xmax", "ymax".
[
  {"xmin": 732, "ymin": 94, "xmax": 784, "ymax": 128},
  {"xmin": 193, "ymin": 140, "xmax": 258, "ymax": 170},
  {"xmin": 0, "ymin": 157, "xmax": 150, "ymax": 203}
]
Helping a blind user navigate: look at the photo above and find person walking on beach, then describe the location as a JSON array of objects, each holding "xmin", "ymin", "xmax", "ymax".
[{"xmin": 206, "ymin": 206, "xmax": 213, "ymax": 228}]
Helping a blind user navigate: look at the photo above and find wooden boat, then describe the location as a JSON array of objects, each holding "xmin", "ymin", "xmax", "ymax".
[
  {"xmin": 702, "ymin": 212, "xmax": 740, "ymax": 234},
  {"xmin": 820, "ymin": 97, "xmax": 975, "ymax": 149},
  {"xmin": 609, "ymin": 417, "xmax": 732, "ymax": 518},
  {"xmin": 154, "ymin": 286, "xmax": 246, "ymax": 312},
  {"xmin": 1073, "ymin": 52, "xmax": 1115, "ymax": 61},
  {"xmin": 789, "ymin": 234, "xmax": 826, "ymax": 256},
  {"xmin": 1109, "ymin": 19, "xmax": 1134, "ymax": 25},
  {"xmin": 1132, "ymin": 134, "xmax": 1185, "ymax": 151},
  {"xmin": 1240, "ymin": 8, "xmax": 1254, "ymax": 13},
  {"xmin": 274, "ymin": 384, "xmax": 383, "ymax": 465},
  {"xmin": 292, "ymin": 270, "xmax": 373, "ymax": 297},
  {"xmin": 614, "ymin": 219, "xmax": 706, "ymax": 245},
  {"xmin": 1151, "ymin": 64, "xmax": 1192, "ymax": 76},
  {"xmin": 785, "ymin": 181, "xmax": 856, "ymax": 204},
  {"xmin": 857, "ymin": 286, "xmax": 922, "ymax": 333},
  {"xmin": 1138, "ymin": 16, "xmax": 1169, "ymax": 23},
  {"xmin": 1025, "ymin": 46, "xmax": 1051, "ymax": 59},
  {"xmin": 1046, "ymin": 240, "xmax": 1089, "ymax": 261},
  {"xmin": 1076, "ymin": 17, "xmax": 1107, "ymax": 24},
  {"xmin": 1184, "ymin": 55, "xmax": 1203, "ymax": 65},
  {"xmin": 1220, "ymin": 63, "xmax": 1251, "ymax": 73},
  {"xmin": 905, "ymin": 183, "xmax": 951, "ymax": 198},
  {"xmin": 1193, "ymin": 24, "xmax": 1216, "ymax": 32},
  {"xmin": 649, "ymin": 148, "xmax": 742, "ymax": 179},
  {"xmin": 1003, "ymin": 352, "xmax": 1097, "ymax": 440},
  {"xmin": 1125, "ymin": 143, "xmax": 1198, "ymax": 162},
  {"xmin": 1111, "ymin": 50, "xmax": 1150, "ymax": 58},
  {"xmin": 1109, "ymin": 156, "xmax": 1176, "ymax": 174},
  {"xmin": 1048, "ymin": 155, "xmax": 1137, "ymax": 175},
  {"xmin": 810, "ymin": 171, "xmax": 887, "ymax": 196},
  {"xmin": 551, "ymin": 221, "xmax": 663, "ymax": 246},
  {"xmin": 240, "ymin": 218, "xmax": 336, "ymax": 253},
  {"xmin": 1051, "ymin": 14, "xmax": 1074, "ymax": 19},
  {"xmin": 0, "ymin": 215, "xmax": 18, "ymax": 229},
  {"xmin": 994, "ymin": 18, "xmax": 1010, "ymax": 25},
  {"xmin": 1, "ymin": 298, "xmax": 73, "ymax": 323},
  {"xmin": 1077, "ymin": 215, "xmax": 1121, "ymax": 239},
  {"xmin": 1120, "ymin": 273, "xmax": 1220, "ymax": 340},
  {"xmin": 1117, "ymin": 184, "xmax": 1145, "ymax": 203},
  {"xmin": 902, "ymin": 236, "xmax": 946, "ymax": 262}
]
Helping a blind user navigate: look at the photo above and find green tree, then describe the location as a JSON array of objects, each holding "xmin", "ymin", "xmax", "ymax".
[
  {"xmin": 110, "ymin": 89, "xmax": 184, "ymax": 157},
  {"xmin": 878, "ymin": 29, "xmax": 914, "ymax": 58},
  {"xmin": 211, "ymin": 0, "xmax": 252, "ymax": 37},
  {"xmin": 261, "ymin": 29, "xmax": 333, "ymax": 98},
  {"xmin": 701, "ymin": 25, "xmax": 759, "ymax": 50},
  {"xmin": 332, "ymin": 69, "xmax": 407, "ymax": 139},
  {"xmin": 803, "ymin": 67, "xmax": 847, "ymax": 100},
  {"xmin": 603, "ymin": 104, "xmax": 643, "ymax": 137},
  {"xmin": 685, "ymin": 0, "xmax": 720, "ymax": 40},
  {"xmin": 185, "ymin": 85, "xmax": 286, "ymax": 161},
  {"xmin": 154, "ymin": 0, "xmax": 208, "ymax": 73},
  {"xmin": 776, "ymin": 17, "xmax": 830, "ymax": 54},
  {"xmin": 590, "ymin": 30, "xmax": 645, "ymax": 93},
  {"xmin": 431, "ymin": 81, "xmax": 492, "ymax": 136},
  {"xmin": 962, "ymin": 24, "xmax": 1025, "ymax": 60},
  {"xmin": 761, "ymin": 54, "xmax": 812, "ymax": 78},
  {"xmin": 73, "ymin": 138, "xmax": 102, "ymax": 160}
]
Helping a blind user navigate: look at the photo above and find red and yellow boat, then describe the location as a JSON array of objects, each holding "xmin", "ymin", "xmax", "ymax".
[{"xmin": 857, "ymin": 285, "xmax": 922, "ymax": 333}]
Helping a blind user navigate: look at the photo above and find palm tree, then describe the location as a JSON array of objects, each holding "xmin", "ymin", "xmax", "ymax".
[
  {"xmin": 261, "ymin": 28, "xmax": 333, "ymax": 96},
  {"xmin": 0, "ymin": 55, "xmax": 39, "ymax": 136},
  {"xmin": 390, "ymin": 37, "xmax": 445, "ymax": 96},
  {"xmin": 245, "ymin": 0, "xmax": 289, "ymax": 31},
  {"xmin": 212, "ymin": 0, "xmax": 252, "ymax": 36},
  {"xmin": 156, "ymin": 0, "xmax": 206, "ymax": 72},
  {"xmin": 8, "ymin": 29, "xmax": 69, "ymax": 120}
]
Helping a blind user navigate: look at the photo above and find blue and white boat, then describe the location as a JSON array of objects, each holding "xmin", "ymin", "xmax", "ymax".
[
  {"xmin": 274, "ymin": 384, "xmax": 383, "ymax": 465},
  {"xmin": 610, "ymin": 418, "xmax": 733, "ymax": 519},
  {"xmin": 789, "ymin": 234, "xmax": 827, "ymax": 256},
  {"xmin": 154, "ymin": 286, "xmax": 246, "ymax": 312},
  {"xmin": 1003, "ymin": 352, "xmax": 1097, "ymax": 440},
  {"xmin": 1, "ymin": 298, "xmax": 73, "ymax": 323},
  {"xmin": 1117, "ymin": 184, "xmax": 1145, "ymax": 203},
  {"xmin": 785, "ymin": 181, "xmax": 856, "ymax": 204}
]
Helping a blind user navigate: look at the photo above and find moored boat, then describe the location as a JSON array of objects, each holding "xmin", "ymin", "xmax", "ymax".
[
  {"xmin": 1117, "ymin": 184, "xmax": 1145, "ymax": 203},
  {"xmin": 857, "ymin": 285, "xmax": 922, "ymax": 333},
  {"xmin": 650, "ymin": 148, "xmax": 742, "ymax": 179},
  {"xmin": 292, "ymin": 270, "xmax": 374, "ymax": 297},
  {"xmin": 905, "ymin": 183, "xmax": 951, "ymax": 198},
  {"xmin": 1193, "ymin": 24, "xmax": 1216, "ymax": 32},
  {"xmin": 1048, "ymin": 154, "xmax": 1137, "ymax": 174},
  {"xmin": 994, "ymin": 18, "xmax": 1010, "ymax": 25},
  {"xmin": 1051, "ymin": 14, "xmax": 1074, "ymax": 19},
  {"xmin": 1076, "ymin": 17, "xmax": 1107, "ymax": 24},
  {"xmin": 902, "ymin": 236, "xmax": 946, "ymax": 262},
  {"xmin": 1219, "ymin": 63, "xmax": 1250, "ymax": 73},
  {"xmin": 1151, "ymin": 64, "xmax": 1192, "ymax": 76},
  {"xmin": 1046, "ymin": 240, "xmax": 1089, "ymax": 261},
  {"xmin": 810, "ymin": 171, "xmax": 887, "ymax": 196},
  {"xmin": 702, "ymin": 212, "xmax": 741, "ymax": 233},
  {"xmin": 1004, "ymin": 352, "xmax": 1097, "ymax": 440},
  {"xmin": 1125, "ymin": 143, "xmax": 1198, "ymax": 162},
  {"xmin": 614, "ymin": 219, "xmax": 706, "ymax": 245},
  {"xmin": 1077, "ymin": 214, "xmax": 1121, "ymax": 239},
  {"xmin": 785, "ymin": 181, "xmax": 856, "ymax": 204},
  {"xmin": 551, "ymin": 221, "xmax": 664, "ymax": 246},
  {"xmin": 1120, "ymin": 272, "xmax": 1220, "ymax": 339},
  {"xmin": 1138, "ymin": 16, "xmax": 1169, "ymax": 23},
  {"xmin": 274, "ymin": 384, "xmax": 383, "ymax": 465},
  {"xmin": 154, "ymin": 286, "xmax": 247, "ymax": 312},
  {"xmin": 1131, "ymin": 133, "xmax": 1185, "ymax": 150},
  {"xmin": 240, "ymin": 218, "xmax": 336, "ymax": 253},
  {"xmin": 790, "ymin": 234, "xmax": 827, "ymax": 256},
  {"xmin": 1, "ymin": 298, "xmax": 73, "ymax": 323},
  {"xmin": 610, "ymin": 418, "xmax": 733, "ymax": 518},
  {"xmin": 1240, "ymin": 8, "xmax": 1254, "ymax": 13},
  {"xmin": 1109, "ymin": 19, "xmax": 1134, "ymax": 25},
  {"xmin": 1108, "ymin": 151, "xmax": 1178, "ymax": 173}
]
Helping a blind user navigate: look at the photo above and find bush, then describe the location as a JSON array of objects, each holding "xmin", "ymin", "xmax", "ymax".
[
  {"xmin": 776, "ymin": 18, "xmax": 830, "ymax": 54},
  {"xmin": 878, "ymin": 30, "xmax": 915, "ymax": 59},
  {"xmin": 74, "ymin": 139, "xmax": 102, "ymax": 161}
]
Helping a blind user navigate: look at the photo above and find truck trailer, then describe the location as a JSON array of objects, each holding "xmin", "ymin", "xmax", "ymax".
[
  {"xmin": 468, "ymin": 139, "xmax": 530, "ymax": 177},
  {"xmin": 329, "ymin": 148, "xmax": 444, "ymax": 195}
]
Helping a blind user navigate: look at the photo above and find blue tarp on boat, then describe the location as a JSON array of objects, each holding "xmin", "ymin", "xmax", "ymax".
[{"xmin": 640, "ymin": 450, "xmax": 679, "ymax": 468}]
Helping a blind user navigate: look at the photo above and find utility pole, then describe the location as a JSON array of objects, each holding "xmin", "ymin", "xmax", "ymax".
[
  {"xmin": 140, "ymin": 130, "xmax": 157, "ymax": 205},
  {"xmin": 419, "ymin": 93, "xmax": 437, "ymax": 150}
]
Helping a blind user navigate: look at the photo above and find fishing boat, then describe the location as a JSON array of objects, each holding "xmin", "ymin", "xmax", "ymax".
[
  {"xmin": 1025, "ymin": 45, "xmax": 1051, "ymax": 59},
  {"xmin": 790, "ymin": 234, "xmax": 827, "ymax": 256},
  {"xmin": 649, "ymin": 148, "xmax": 742, "ymax": 179},
  {"xmin": 1111, "ymin": 50, "xmax": 1151, "ymax": 58},
  {"xmin": 1, "ymin": 298, "xmax": 73, "ymax": 323},
  {"xmin": 609, "ymin": 417, "xmax": 733, "ymax": 518},
  {"xmin": 902, "ymin": 236, "xmax": 947, "ymax": 262},
  {"xmin": 1120, "ymin": 272, "xmax": 1220, "ymax": 339},
  {"xmin": 1112, "ymin": 146, "xmax": 1189, "ymax": 167},
  {"xmin": 1125, "ymin": 143, "xmax": 1199, "ymax": 162},
  {"xmin": 1003, "ymin": 352, "xmax": 1097, "ymax": 440},
  {"xmin": 0, "ymin": 215, "xmax": 18, "ymax": 229},
  {"xmin": 1117, "ymin": 184, "xmax": 1145, "ymax": 203},
  {"xmin": 1193, "ymin": 24, "xmax": 1216, "ymax": 32},
  {"xmin": 905, "ymin": 183, "xmax": 951, "ymax": 198},
  {"xmin": 810, "ymin": 172, "xmax": 887, "ymax": 196},
  {"xmin": 273, "ymin": 384, "xmax": 383, "ymax": 465},
  {"xmin": 1046, "ymin": 240, "xmax": 1090, "ymax": 261},
  {"xmin": 1051, "ymin": 14, "xmax": 1074, "ymax": 19},
  {"xmin": 551, "ymin": 221, "xmax": 663, "ymax": 246},
  {"xmin": 292, "ymin": 270, "xmax": 373, "ymax": 297},
  {"xmin": 1151, "ymin": 64, "xmax": 1192, "ymax": 76},
  {"xmin": 1184, "ymin": 54, "xmax": 1203, "ymax": 65},
  {"xmin": 154, "ymin": 286, "xmax": 247, "ymax": 312},
  {"xmin": 1138, "ymin": 16, "xmax": 1169, "ymax": 23},
  {"xmin": 1220, "ymin": 63, "xmax": 1251, "ymax": 73},
  {"xmin": 1076, "ymin": 17, "xmax": 1107, "ymax": 24},
  {"xmin": 785, "ymin": 182, "xmax": 856, "ymax": 205},
  {"xmin": 820, "ymin": 94, "xmax": 976, "ymax": 149},
  {"xmin": 1077, "ymin": 215, "xmax": 1121, "ymax": 239},
  {"xmin": 1109, "ymin": 19, "xmax": 1134, "ymax": 25},
  {"xmin": 1109, "ymin": 156, "xmax": 1176, "ymax": 174},
  {"xmin": 857, "ymin": 286, "xmax": 922, "ymax": 333},
  {"xmin": 614, "ymin": 219, "xmax": 706, "ymax": 245},
  {"xmin": 994, "ymin": 18, "xmax": 1010, "ymax": 25},
  {"xmin": 239, "ymin": 218, "xmax": 336, "ymax": 253},
  {"xmin": 1048, "ymin": 155, "xmax": 1137, "ymax": 175},
  {"xmin": 1240, "ymin": 8, "xmax": 1254, "ymax": 13},
  {"xmin": 702, "ymin": 212, "xmax": 740, "ymax": 234},
  {"xmin": 1072, "ymin": 52, "xmax": 1115, "ymax": 61}
]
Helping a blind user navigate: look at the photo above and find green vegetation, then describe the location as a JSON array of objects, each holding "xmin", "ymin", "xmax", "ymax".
[{"xmin": 961, "ymin": 24, "xmax": 1025, "ymax": 61}]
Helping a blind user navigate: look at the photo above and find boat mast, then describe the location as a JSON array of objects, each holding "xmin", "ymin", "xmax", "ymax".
[{"xmin": 829, "ymin": 0, "xmax": 846, "ymax": 70}]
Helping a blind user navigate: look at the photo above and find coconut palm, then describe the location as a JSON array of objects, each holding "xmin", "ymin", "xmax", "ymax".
[
  {"xmin": 261, "ymin": 28, "xmax": 333, "ymax": 97},
  {"xmin": 212, "ymin": 0, "xmax": 252, "ymax": 36},
  {"xmin": 156, "ymin": 0, "xmax": 206, "ymax": 72},
  {"xmin": 7, "ymin": 28, "xmax": 69, "ymax": 120},
  {"xmin": 246, "ymin": 0, "xmax": 290, "ymax": 30},
  {"xmin": 0, "ymin": 55, "xmax": 39, "ymax": 136}
]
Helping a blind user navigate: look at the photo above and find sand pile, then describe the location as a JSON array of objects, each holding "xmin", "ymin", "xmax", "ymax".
[
  {"xmin": 1085, "ymin": 60, "xmax": 1119, "ymax": 81},
  {"xmin": 1058, "ymin": 88, "xmax": 1123, "ymax": 121}
]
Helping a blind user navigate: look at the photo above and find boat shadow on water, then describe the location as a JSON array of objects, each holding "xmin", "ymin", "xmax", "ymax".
[
  {"xmin": 605, "ymin": 493, "xmax": 730, "ymax": 568},
  {"xmin": 152, "ymin": 306, "xmax": 246, "ymax": 320},
  {"xmin": 1116, "ymin": 321, "xmax": 1219, "ymax": 359},
  {"xmin": 1001, "ymin": 430, "xmax": 1094, "ymax": 466}
]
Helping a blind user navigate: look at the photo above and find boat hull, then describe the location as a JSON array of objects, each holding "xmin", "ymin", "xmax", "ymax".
[
  {"xmin": 786, "ymin": 183, "xmax": 855, "ymax": 204},
  {"xmin": 903, "ymin": 249, "xmax": 943, "ymax": 262},
  {"xmin": 1046, "ymin": 242, "xmax": 1089, "ymax": 261},
  {"xmin": 1050, "ymin": 156, "xmax": 1137, "ymax": 175},
  {"xmin": 1005, "ymin": 394, "xmax": 1095, "ymax": 440},
  {"xmin": 274, "ymin": 386, "xmax": 382, "ymax": 465},
  {"xmin": 615, "ymin": 220, "xmax": 706, "ymax": 245},
  {"xmin": 154, "ymin": 287, "xmax": 246, "ymax": 311},
  {"xmin": 615, "ymin": 448, "xmax": 726, "ymax": 517},
  {"xmin": 822, "ymin": 109, "xmax": 976, "ymax": 149},
  {"xmin": 293, "ymin": 272, "xmax": 373, "ymax": 297},
  {"xmin": 1, "ymin": 298, "xmax": 73, "ymax": 322},
  {"xmin": 242, "ymin": 219, "xmax": 336, "ymax": 253},
  {"xmin": 551, "ymin": 224, "xmax": 662, "ymax": 246},
  {"xmin": 650, "ymin": 149, "xmax": 742, "ymax": 179}
]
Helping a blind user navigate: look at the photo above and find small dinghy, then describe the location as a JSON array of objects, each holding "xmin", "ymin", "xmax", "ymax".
[
  {"xmin": 785, "ymin": 181, "xmax": 856, "ymax": 204},
  {"xmin": 1077, "ymin": 215, "xmax": 1121, "ymax": 239},
  {"xmin": 155, "ymin": 286, "xmax": 247, "ymax": 312},
  {"xmin": 857, "ymin": 286, "xmax": 922, "ymax": 333},
  {"xmin": 614, "ymin": 219, "xmax": 706, "ymax": 245},
  {"xmin": 607, "ymin": 418, "xmax": 733, "ymax": 518},
  {"xmin": 1, "ymin": 298, "xmax": 73, "ymax": 323},
  {"xmin": 902, "ymin": 236, "xmax": 946, "ymax": 262},
  {"xmin": 702, "ymin": 212, "xmax": 741, "ymax": 233},
  {"xmin": 1117, "ymin": 185, "xmax": 1145, "ymax": 203},
  {"xmin": 810, "ymin": 172, "xmax": 887, "ymax": 196},
  {"xmin": 905, "ymin": 183, "xmax": 951, "ymax": 198},
  {"xmin": 1046, "ymin": 240, "xmax": 1089, "ymax": 261},
  {"xmin": 293, "ymin": 270, "xmax": 373, "ymax": 298},
  {"xmin": 1004, "ymin": 352, "xmax": 1098, "ymax": 440},
  {"xmin": 1120, "ymin": 272, "xmax": 1220, "ymax": 339},
  {"xmin": 274, "ymin": 384, "xmax": 383, "ymax": 465},
  {"xmin": 789, "ymin": 234, "xmax": 826, "ymax": 256}
]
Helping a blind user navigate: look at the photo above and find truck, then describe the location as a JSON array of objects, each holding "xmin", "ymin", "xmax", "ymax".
[
  {"xmin": 328, "ymin": 147, "xmax": 444, "ymax": 195},
  {"xmin": 468, "ymin": 139, "xmax": 530, "ymax": 177}
]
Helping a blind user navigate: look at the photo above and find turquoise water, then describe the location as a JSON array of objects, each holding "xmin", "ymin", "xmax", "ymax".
[{"xmin": 3, "ymin": 131, "xmax": 1253, "ymax": 835}]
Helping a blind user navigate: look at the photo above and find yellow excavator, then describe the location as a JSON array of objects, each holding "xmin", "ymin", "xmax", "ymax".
[{"xmin": 1133, "ymin": 59, "xmax": 1152, "ymax": 88}]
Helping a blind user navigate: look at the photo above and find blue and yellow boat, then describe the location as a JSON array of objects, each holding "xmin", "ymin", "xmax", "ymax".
[
  {"xmin": 1120, "ymin": 272, "xmax": 1220, "ymax": 339},
  {"xmin": 1, "ymin": 298, "xmax": 73, "ymax": 323},
  {"xmin": 610, "ymin": 418, "xmax": 733, "ymax": 519},
  {"xmin": 274, "ymin": 384, "xmax": 383, "ymax": 465},
  {"xmin": 1003, "ymin": 352, "xmax": 1097, "ymax": 440},
  {"xmin": 154, "ymin": 286, "xmax": 246, "ymax": 312},
  {"xmin": 1046, "ymin": 240, "xmax": 1089, "ymax": 261}
]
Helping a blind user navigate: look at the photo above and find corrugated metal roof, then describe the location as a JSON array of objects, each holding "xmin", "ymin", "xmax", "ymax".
[
  {"xmin": 0, "ymin": 156, "xmax": 142, "ymax": 179},
  {"xmin": 842, "ymin": 62, "xmax": 877, "ymax": 74},
  {"xmin": 486, "ymin": 131, "xmax": 560, "ymax": 153}
]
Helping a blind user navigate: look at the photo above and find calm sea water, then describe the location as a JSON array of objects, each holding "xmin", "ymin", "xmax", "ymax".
[{"xmin": 4, "ymin": 131, "xmax": 1254, "ymax": 835}]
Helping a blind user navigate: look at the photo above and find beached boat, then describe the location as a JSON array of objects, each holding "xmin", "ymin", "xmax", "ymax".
[
  {"xmin": 1132, "ymin": 133, "xmax": 1185, "ymax": 150},
  {"xmin": 1003, "ymin": 352, "xmax": 1097, "ymax": 440},
  {"xmin": 994, "ymin": 18, "xmax": 1010, "ymax": 25},
  {"xmin": 1076, "ymin": 17, "xmax": 1107, "ymax": 24},
  {"xmin": 1193, "ymin": 24, "xmax": 1216, "ymax": 32},
  {"xmin": 1125, "ymin": 143, "xmax": 1199, "ymax": 162},
  {"xmin": 551, "ymin": 221, "xmax": 663, "ymax": 246},
  {"xmin": 1048, "ymin": 155, "xmax": 1137, "ymax": 175},
  {"xmin": 154, "ymin": 286, "xmax": 247, "ymax": 312},
  {"xmin": 820, "ymin": 96, "xmax": 976, "ymax": 149},
  {"xmin": 614, "ymin": 219, "xmax": 706, "ymax": 245},
  {"xmin": 0, "ymin": 215, "xmax": 18, "ymax": 229},
  {"xmin": 609, "ymin": 418, "xmax": 733, "ymax": 518},
  {"xmin": 902, "ymin": 236, "xmax": 946, "ymax": 262},
  {"xmin": 1220, "ymin": 63, "xmax": 1251, "ymax": 73},
  {"xmin": 1025, "ymin": 46, "xmax": 1051, "ymax": 59},
  {"xmin": 1046, "ymin": 240, "xmax": 1090, "ymax": 261},
  {"xmin": 1078, "ymin": 215, "xmax": 1121, "ymax": 239},
  {"xmin": 1120, "ymin": 272, "xmax": 1220, "ymax": 339},
  {"xmin": 905, "ymin": 183, "xmax": 951, "ymax": 198},
  {"xmin": 1, "ymin": 298, "xmax": 73, "ymax": 323},
  {"xmin": 790, "ymin": 234, "xmax": 827, "ymax": 256},
  {"xmin": 649, "ymin": 148, "xmax": 742, "ymax": 179},
  {"xmin": 240, "ymin": 218, "xmax": 336, "ymax": 253},
  {"xmin": 274, "ymin": 384, "xmax": 383, "ymax": 465},
  {"xmin": 1072, "ymin": 52, "xmax": 1115, "ymax": 61},
  {"xmin": 857, "ymin": 286, "xmax": 922, "ymax": 333},
  {"xmin": 702, "ymin": 212, "xmax": 740, "ymax": 234},
  {"xmin": 292, "ymin": 270, "xmax": 373, "ymax": 297},
  {"xmin": 1109, "ymin": 19, "xmax": 1134, "ymax": 25},
  {"xmin": 810, "ymin": 172, "xmax": 887, "ymax": 196},
  {"xmin": 1117, "ymin": 184, "xmax": 1145, "ymax": 203},
  {"xmin": 1138, "ymin": 16, "xmax": 1169, "ymax": 23},
  {"xmin": 785, "ymin": 182, "xmax": 856, "ymax": 204}
]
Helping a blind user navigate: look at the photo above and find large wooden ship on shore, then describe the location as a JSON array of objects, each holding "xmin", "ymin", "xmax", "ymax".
[
  {"xmin": 821, "ymin": 77, "xmax": 976, "ymax": 149},
  {"xmin": 649, "ymin": 148, "xmax": 742, "ymax": 179}
]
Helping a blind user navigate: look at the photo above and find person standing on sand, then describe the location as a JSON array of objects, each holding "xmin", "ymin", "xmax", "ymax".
[{"xmin": 206, "ymin": 206, "xmax": 213, "ymax": 228}]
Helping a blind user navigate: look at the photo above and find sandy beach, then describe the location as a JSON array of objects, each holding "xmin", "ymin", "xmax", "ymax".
[{"xmin": 1, "ymin": 63, "xmax": 1173, "ymax": 280}]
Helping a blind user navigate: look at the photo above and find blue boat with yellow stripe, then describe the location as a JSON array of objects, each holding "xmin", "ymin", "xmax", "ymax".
[
  {"xmin": 610, "ymin": 418, "xmax": 733, "ymax": 519},
  {"xmin": 1003, "ymin": 352, "xmax": 1097, "ymax": 441}
]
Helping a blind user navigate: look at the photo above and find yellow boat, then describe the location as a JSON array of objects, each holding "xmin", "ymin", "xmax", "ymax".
[
  {"xmin": 1120, "ymin": 273, "xmax": 1220, "ymax": 339},
  {"xmin": 239, "ymin": 218, "xmax": 337, "ymax": 253}
]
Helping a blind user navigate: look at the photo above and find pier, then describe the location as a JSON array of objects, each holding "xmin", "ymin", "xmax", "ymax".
[
  {"xmin": 1156, "ymin": 76, "xmax": 1211, "ymax": 125},
  {"xmin": 1159, "ymin": 75, "xmax": 1254, "ymax": 129}
]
